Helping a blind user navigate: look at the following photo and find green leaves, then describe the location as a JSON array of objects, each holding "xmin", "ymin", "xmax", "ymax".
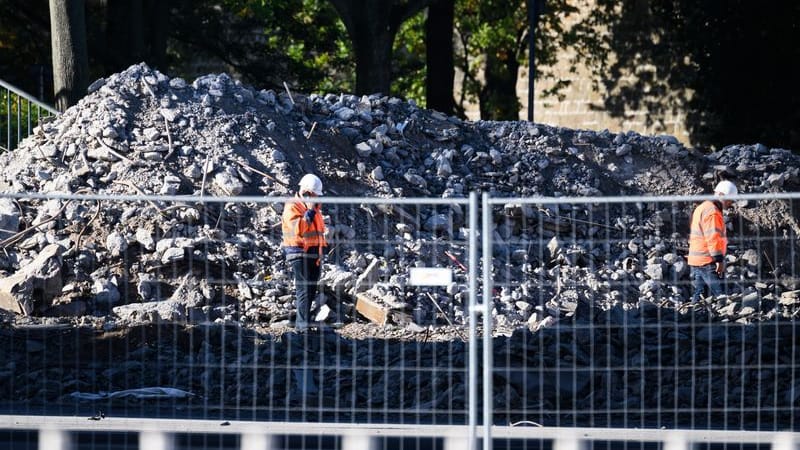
[{"xmin": 392, "ymin": 8, "xmax": 427, "ymax": 105}]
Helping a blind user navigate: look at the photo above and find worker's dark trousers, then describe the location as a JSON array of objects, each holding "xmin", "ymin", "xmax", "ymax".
[
  {"xmin": 690, "ymin": 264, "xmax": 723, "ymax": 303},
  {"xmin": 290, "ymin": 256, "xmax": 320, "ymax": 329}
]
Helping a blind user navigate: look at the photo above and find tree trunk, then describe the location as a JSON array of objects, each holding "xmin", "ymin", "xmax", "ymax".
[
  {"xmin": 49, "ymin": 0, "xmax": 89, "ymax": 111},
  {"xmin": 351, "ymin": 21, "xmax": 395, "ymax": 95},
  {"xmin": 129, "ymin": 0, "xmax": 144, "ymax": 61},
  {"xmin": 479, "ymin": 47, "xmax": 520, "ymax": 120},
  {"xmin": 329, "ymin": 0, "xmax": 432, "ymax": 95},
  {"xmin": 105, "ymin": 0, "xmax": 145, "ymax": 71},
  {"xmin": 104, "ymin": 0, "xmax": 127, "ymax": 70},
  {"xmin": 425, "ymin": 0, "xmax": 456, "ymax": 115},
  {"xmin": 147, "ymin": 0, "xmax": 169, "ymax": 69}
]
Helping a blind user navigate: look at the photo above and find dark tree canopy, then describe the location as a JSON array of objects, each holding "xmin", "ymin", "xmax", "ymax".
[
  {"xmin": 0, "ymin": 0, "xmax": 353, "ymax": 100},
  {"xmin": 3, "ymin": 0, "xmax": 800, "ymax": 152},
  {"xmin": 101, "ymin": 0, "xmax": 169, "ymax": 73},
  {"xmin": 0, "ymin": 0, "xmax": 54, "ymax": 100},
  {"xmin": 328, "ymin": 0, "xmax": 433, "ymax": 95},
  {"xmin": 169, "ymin": 0, "xmax": 352, "ymax": 92}
]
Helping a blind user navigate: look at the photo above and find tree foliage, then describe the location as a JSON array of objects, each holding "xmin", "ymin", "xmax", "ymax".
[
  {"xmin": 0, "ymin": 0, "xmax": 53, "ymax": 100},
  {"xmin": 454, "ymin": 0, "xmax": 578, "ymax": 120},
  {"xmin": 169, "ymin": 0, "xmax": 352, "ymax": 92},
  {"xmin": 3, "ymin": 0, "xmax": 799, "ymax": 151},
  {"xmin": 1, "ymin": 0, "xmax": 354, "ymax": 100},
  {"xmin": 390, "ymin": 0, "xmax": 460, "ymax": 116},
  {"xmin": 97, "ymin": 0, "xmax": 169, "ymax": 73},
  {"xmin": 392, "ymin": 10, "xmax": 427, "ymax": 105}
]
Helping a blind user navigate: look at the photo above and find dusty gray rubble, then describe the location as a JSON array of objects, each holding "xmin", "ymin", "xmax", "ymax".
[{"xmin": 0, "ymin": 63, "xmax": 798, "ymax": 336}]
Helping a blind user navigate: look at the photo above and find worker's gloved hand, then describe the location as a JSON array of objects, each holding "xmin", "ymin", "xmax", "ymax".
[
  {"xmin": 715, "ymin": 261, "xmax": 725, "ymax": 277},
  {"xmin": 303, "ymin": 209, "xmax": 316, "ymax": 223}
]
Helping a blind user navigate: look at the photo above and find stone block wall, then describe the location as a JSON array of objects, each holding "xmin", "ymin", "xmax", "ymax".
[{"xmin": 458, "ymin": 53, "xmax": 692, "ymax": 146}]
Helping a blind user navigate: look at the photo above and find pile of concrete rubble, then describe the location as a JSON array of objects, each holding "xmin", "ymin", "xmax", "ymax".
[{"xmin": 0, "ymin": 63, "xmax": 798, "ymax": 336}]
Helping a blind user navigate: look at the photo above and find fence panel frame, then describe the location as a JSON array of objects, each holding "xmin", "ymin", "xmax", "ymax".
[{"xmin": 482, "ymin": 191, "xmax": 800, "ymax": 448}]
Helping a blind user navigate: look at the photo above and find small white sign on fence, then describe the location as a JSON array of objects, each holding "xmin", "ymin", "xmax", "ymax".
[{"xmin": 408, "ymin": 267, "xmax": 452, "ymax": 286}]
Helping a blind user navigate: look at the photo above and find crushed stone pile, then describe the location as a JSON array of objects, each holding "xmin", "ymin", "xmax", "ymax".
[{"xmin": 1, "ymin": 63, "xmax": 799, "ymax": 337}]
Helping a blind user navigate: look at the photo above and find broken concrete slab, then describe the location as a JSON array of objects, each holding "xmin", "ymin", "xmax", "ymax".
[
  {"xmin": 113, "ymin": 299, "xmax": 187, "ymax": 324},
  {"xmin": 354, "ymin": 258, "xmax": 380, "ymax": 293},
  {"xmin": 0, "ymin": 244, "xmax": 64, "ymax": 315},
  {"xmin": 0, "ymin": 198, "xmax": 19, "ymax": 241}
]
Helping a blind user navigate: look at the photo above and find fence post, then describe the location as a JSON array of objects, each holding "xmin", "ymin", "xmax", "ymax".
[
  {"xmin": 469, "ymin": 191, "xmax": 479, "ymax": 450},
  {"xmin": 481, "ymin": 192, "xmax": 493, "ymax": 450},
  {"xmin": 6, "ymin": 90, "xmax": 10, "ymax": 150},
  {"xmin": 16, "ymin": 93, "xmax": 20, "ymax": 146}
]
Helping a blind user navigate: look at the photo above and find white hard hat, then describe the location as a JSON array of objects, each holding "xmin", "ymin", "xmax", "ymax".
[
  {"xmin": 298, "ymin": 173, "xmax": 323, "ymax": 195},
  {"xmin": 714, "ymin": 180, "xmax": 738, "ymax": 196}
]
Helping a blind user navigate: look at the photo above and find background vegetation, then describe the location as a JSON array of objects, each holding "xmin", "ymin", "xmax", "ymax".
[{"xmin": 0, "ymin": 0, "xmax": 798, "ymax": 150}]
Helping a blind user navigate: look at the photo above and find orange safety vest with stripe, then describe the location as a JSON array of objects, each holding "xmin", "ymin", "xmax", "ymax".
[
  {"xmin": 688, "ymin": 200, "xmax": 727, "ymax": 267},
  {"xmin": 281, "ymin": 195, "xmax": 327, "ymax": 256}
]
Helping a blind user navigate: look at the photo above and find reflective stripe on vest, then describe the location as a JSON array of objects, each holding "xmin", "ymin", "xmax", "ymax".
[{"xmin": 687, "ymin": 200, "xmax": 726, "ymax": 266}]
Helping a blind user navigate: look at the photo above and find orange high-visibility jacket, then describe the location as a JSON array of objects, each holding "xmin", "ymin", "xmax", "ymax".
[
  {"xmin": 688, "ymin": 200, "xmax": 727, "ymax": 266},
  {"xmin": 281, "ymin": 196, "xmax": 327, "ymax": 253}
]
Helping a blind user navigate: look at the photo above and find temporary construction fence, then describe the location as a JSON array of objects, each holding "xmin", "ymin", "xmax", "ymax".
[
  {"xmin": 482, "ymin": 192, "xmax": 800, "ymax": 450},
  {"xmin": 0, "ymin": 193, "xmax": 479, "ymax": 444},
  {"xmin": 0, "ymin": 190, "xmax": 798, "ymax": 450}
]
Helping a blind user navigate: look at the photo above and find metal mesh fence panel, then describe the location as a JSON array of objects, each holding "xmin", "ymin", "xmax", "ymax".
[
  {"xmin": 484, "ymin": 193, "xmax": 800, "ymax": 442},
  {"xmin": 0, "ymin": 193, "xmax": 475, "ymax": 433},
  {"xmin": 1, "ymin": 191, "xmax": 800, "ymax": 450}
]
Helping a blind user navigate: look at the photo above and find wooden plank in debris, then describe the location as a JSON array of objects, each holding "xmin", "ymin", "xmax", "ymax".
[{"xmin": 356, "ymin": 292, "xmax": 389, "ymax": 326}]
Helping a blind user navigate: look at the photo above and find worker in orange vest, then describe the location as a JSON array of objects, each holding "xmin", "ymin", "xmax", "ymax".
[
  {"xmin": 687, "ymin": 180, "xmax": 737, "ymax": 303},
  {"xmin": 282, "ymin": 174, "xmax": 327, "ymax": 331}
]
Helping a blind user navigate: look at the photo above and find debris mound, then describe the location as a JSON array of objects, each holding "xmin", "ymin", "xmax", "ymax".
[{"xmin": 1, "ymin": 63, "xmax": 799, "ymax": 335}]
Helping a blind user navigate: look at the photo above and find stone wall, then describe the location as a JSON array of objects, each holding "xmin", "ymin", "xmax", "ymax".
[
  {"xmin": 460, "ymin": 61, "xmax": 691, "ymax": 146},
  {"xmin": 457, "ymin": 36, "xmax": 692, "ymax": 147}
]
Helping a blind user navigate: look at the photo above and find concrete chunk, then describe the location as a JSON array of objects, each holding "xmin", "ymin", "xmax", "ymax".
[
  {"xmin": 0, "ymin": 244, "xmax": 64, "ymax": 315},
  {"xmin": 355, "ymin": 259, "xmax": 381, "ymax": 293},
  {"xmin": 0, "ymin": 198, "xmax": 19, "ymax": 240}
]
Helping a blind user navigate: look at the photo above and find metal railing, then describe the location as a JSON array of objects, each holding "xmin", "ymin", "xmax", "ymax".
[{"xmin": 0, "ymin": 78, "xmax": 59, "ymax": 152}]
